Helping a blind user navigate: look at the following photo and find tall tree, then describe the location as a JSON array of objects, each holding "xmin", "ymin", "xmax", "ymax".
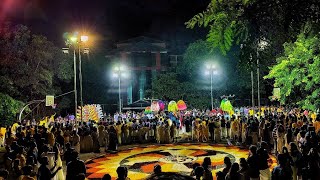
[
  {"xmin": 265, "ymin": 29, "xmax": 320, "ymax": 110},
  {"xmin": 0, "ymin": 24, "xmax": 73, "ymax": 122}
]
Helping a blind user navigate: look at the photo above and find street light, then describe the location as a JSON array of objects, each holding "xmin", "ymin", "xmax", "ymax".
[
  {"xmin": 113, "ymin": 64, "xmax": 127, "ymax": 113},
  {"xmin": 205, "ymin": 62, "xmax": 217, "ymax": 110},
  {"xmin": 257, "ymin": 38, "xmax": 268, "ymax": 116},
  {"xmin": 63, "ymin": 32, "xmax": 90, "ymax": 123}
]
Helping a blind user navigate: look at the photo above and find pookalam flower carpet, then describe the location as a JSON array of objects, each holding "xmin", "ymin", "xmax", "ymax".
[{"xmin": 85, "ymin": 143, "xmax": 277, "ymax": 180}]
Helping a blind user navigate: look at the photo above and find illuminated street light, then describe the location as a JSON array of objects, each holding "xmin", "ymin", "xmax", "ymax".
[
  {"xmin": 63, "ymin": 32, "xmax": 90, "ymax": 123},
  {"xmin": 113, "ymin": 64, "xmax": 128, "ymax": 113},
  {"xmin": 257, "ymin": 38, "xmax": 268, "ymax": 117},
  {"xmin": 205, "ymin": 62, "xmax": 217, "ymax": 110},
  {"xmin": 70, "ymin": 36, "xmax": 78, "ymax": 43},
  {"xmin": 80, "ymin": 35, "xmax": 89, "ymax": 42}
]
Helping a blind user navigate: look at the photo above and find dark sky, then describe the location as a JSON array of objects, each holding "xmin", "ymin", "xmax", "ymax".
[{"xmin": 1, "ymin": 0, "xmax": 210, "ymax": 46}]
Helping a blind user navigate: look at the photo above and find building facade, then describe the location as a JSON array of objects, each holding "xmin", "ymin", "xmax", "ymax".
[{"xmin": 106, "ymin": 36, "xmax": 182, "ymax": 105}]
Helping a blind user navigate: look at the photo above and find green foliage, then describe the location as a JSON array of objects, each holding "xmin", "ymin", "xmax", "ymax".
[
  {"xmin": 178, "ymin": 40, "xmax": 214, "ymax": 80},
  {"xmin": 185, "ymin": 0, "xmax": 251, "ymax": 55},
  {"xmin": 0, "ymin": 24, "xmax": 73, "ymax": 101},
  {"xmin": 265, "ymin": 33, "xmax": 320, "ymax": 110},
  {"xmin": 151, "ymin": 73, "xmax": 182, "ymax": 100},
  {"xmin": 0, "ymin": 93, "xmax": 25, "ymax": 126}
]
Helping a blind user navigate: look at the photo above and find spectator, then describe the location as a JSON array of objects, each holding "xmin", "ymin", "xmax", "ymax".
[
  {"xmin": 66, "ymin": 151, "xmax": 86, "ymax": 180},
  {"xmin": 190, "ymin": 163, "xmax": 200, "ymax": 177},
  {"xmin": 272, "ymin": 154, "xmax": 292, "ymax": 180},
  {"xmin": 64, "ymin": 142, "xmax": 74, "ymax": 165},
  {"xmin": 102, "ymin": 174, "xmax": 112, "ymax": 180},
  {"xmin": 37, "ymin": 156, "xmax": 62, "ymax": 180},
  {"xmin": 21, "ymin": 165, "xmax": 35, "ymax": 180},
  {"xmin": 225, "ymin": 163, "xmax": 241, "ymax": 180},
  {"xmin": 153, "ymin": 164, "xmax": 162, "ymax": 175},
  {"xmin": 202, "ymin": 157, "xmax": 213, "ymax": 180},
  {"xmin": 257, "ymin": 142, "xmax": 270, "ymax": 180},
  {"xmin": 116, "ymin": 166, "xmax": 130, "ymax": 180},
  {"xmin": 222, "ymin": 157, "xmax": 232, "ymax": 176},
  {"xmin": 0, "ymin": 169, "xmax": 9, "ymax": 180},
  {"xmin": 238, "ymin": 158, "xmax": 249, "ymax": 180},
  {"xmin": 247, "ymin": 145, "xmax": 260, "ymax": 180},
  {"xmin": 289, "ymin": 142, "xmax": 300, "ymax": 180},
  {"xmin": 194, "ymin": 166, "xmax": 204, "ymax": 180}
]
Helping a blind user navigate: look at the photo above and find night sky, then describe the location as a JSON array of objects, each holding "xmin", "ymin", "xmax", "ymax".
[{"xmin": 1, "ymin": 0, "xmax": 210, "ymax": 46}]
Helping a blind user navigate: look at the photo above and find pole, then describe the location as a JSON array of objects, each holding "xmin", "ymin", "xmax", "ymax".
[
  {"xmin": 210, "ymin": 70, "xmax": 213, "ymax": 110},
  {"xmin": 73, "ymin": 49, "xmax": 78, "ymax": 120},
  {"xmin": 119, "ymin": 74, "xmax": 122, "ymax": 113},
  {"xmin": 251, "ymin": 70, "xmax": 254, "ymax": 108},
  {"xmin": 257, "ymin": 51, "xmax": 260, "ymax": 117},
  {"xmin": 79, "ymin": 44, "xmax": 83, "ymax": 124}
]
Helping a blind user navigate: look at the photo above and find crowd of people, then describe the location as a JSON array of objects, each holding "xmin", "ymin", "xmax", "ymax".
[{"xmin": 0, "ymin": 106, "xmax": 319, "ymax": 179}]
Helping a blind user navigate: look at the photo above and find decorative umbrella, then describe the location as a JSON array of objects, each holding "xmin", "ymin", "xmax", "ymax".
[
  {"xmin": 177, "ymin": 100, "xmax": 187, "ymax": 110},
  {"xmin": 144, "ymin": 106, "xmax": 152, "ymax": 114},
  {"xmin": 168, "ymin": 101, "xmax": 178, "ymax": 112},
  {"xmin": 158, "ymin": 100, "xmax": 165, "ymax": 111},
  {"xmin": 151, "ymin": 101, "xmax": 160, "ymax": 112}
]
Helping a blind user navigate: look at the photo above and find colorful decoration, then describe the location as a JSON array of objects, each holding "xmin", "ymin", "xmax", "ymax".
[
  {"xmin": 177, "ymin": 100, "xmax": 187, "ymax": 110},
  {"xmin": 168, "ymin": 101, "xmax": 178, "ymax": 112},
  {"xmin": 144, "ymin": 106, "xmax": 152, "ymax": 114},
  {"xmin": 85, "ymin": 144, "xmax": 277, "ymax": 180},
  {"xmin": 158, "ymin": 100, "xmax": 165, "ymax": 111},
  {"xmin": 77, "ymin": 104, "xmax": 104, "ymax": 121},
  {"xmin": 151, "ymin": 101, "xmax": 160, "ymax": 112},
  {"xmin": 220, "ymin": 99, "xmax": 233, "ymax": 112}
]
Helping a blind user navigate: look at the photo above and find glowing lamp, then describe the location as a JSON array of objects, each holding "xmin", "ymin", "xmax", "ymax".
[
  {"xmin": 81, "ymin": 35, "xmax": 89, "ymax": 42},
  {"xmin": 70, "ymin": 36, "xmax": 78, "ymax": 43}
]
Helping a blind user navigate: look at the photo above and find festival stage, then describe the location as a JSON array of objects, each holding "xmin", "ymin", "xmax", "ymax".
[{"xmin": 85, "ymin": 143, "xmax": 277, "ymax": 180}]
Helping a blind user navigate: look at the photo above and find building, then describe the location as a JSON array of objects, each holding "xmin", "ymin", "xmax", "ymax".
[{"xmin": 106, "ymin": 36, "xmax": 182, "ymax": 106}]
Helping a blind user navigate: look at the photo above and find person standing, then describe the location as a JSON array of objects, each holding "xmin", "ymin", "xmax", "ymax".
[
  {"xmin": 247, "ymin": 145, "xmax": 260, "ymax": 180},
  {"xmin": 66, "ymin": 151, "xmax": 86, "ymax": 180},
  {"xmin": 257, "ymin": 142, "xmax": 271, "ymax": 180},
  {"xmin": 208, "ymin": 119, "xmax": 215, "ymax": 142},
  {"xmin": 38, "ymin": 156, "xmax": 62, "ymax": 180},
  {"xmin": 221, "ymin": 116, "xmax": 226, "ymax": 139},
  {"xmin": 272, "ymin": 154, "xmax": 292, "ymax": 180}
]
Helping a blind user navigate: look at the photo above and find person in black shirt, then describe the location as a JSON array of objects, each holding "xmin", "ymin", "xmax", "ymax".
[
  {"xmin": 257, "ymin": 142, "xmax": 271, "ymax": 180},
  {"xmin": 226, "ymin": 117, "xmax": 231, "ymax": 139},
  {"xmin": 37, "ymin": 156, "xmax": 62, "ymax": 180},
  {"xmin": 66, "ymin": 151, "xmax": 86, "ymax": 180},
  {"xmin": 208, "ymin": 119, "xmax": 215, "ymax": 142},
  {"xmin": 64, "ymin": 143, "xmax": 74, "ymax": 165},
  {"xmin": 247, "ymin": 145, "xmax": 260, "ymax": 180},
  {"xmin": 221, "ymin": 117, "xmax": 226, "ymax": 139},
  {"xmin": 272, "ymin": 154, "xmax": 292, "ymax": 180}
]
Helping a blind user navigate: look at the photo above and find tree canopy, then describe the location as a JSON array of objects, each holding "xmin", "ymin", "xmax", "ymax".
[
  {"xmin": 0, "ymin": 24, "xmax": 73, "ymax": 123},
  {"xmin": 265, "ymin": 31, "xmax": 320, "ymax": 111}
]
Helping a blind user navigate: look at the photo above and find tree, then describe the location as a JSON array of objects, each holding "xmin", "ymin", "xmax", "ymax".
[
  {"xmin": 186, "ymin": 0, "xmax": 320, "ymax": 103},
  {"xmin": 0, "ymin": 24, "xmax": 73, "ymax": 122},
  {"xmin": 265, "ymin": 30, "xmax": 320, "ymax": 110},
  {"xmin": 0, "ymin": 93, "xmax": 26, "ymax": 126},
  {"xmin": 186, "ymin": 0, "xmax": 320, "ymax": 56},
  {"xmin": 151, "ymin": 72, "xmax": 182, "ymax": 101}
]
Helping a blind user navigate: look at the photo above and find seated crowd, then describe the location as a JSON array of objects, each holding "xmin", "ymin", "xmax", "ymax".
[{"xmin": 0, "ymin": 107, "xmax": 319, "ymax": 179}]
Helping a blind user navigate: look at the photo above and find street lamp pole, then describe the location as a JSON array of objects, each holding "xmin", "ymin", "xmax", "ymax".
[
  {"xmin": 73, "ymin": 49, "xmax": 78, "ymax": 119},
  {"xmin": 250, "ymin": 54, "xmax": 255, "ymax": 108},
  {"xmin": 257, "ymin": 51, "xmax": 260, "ymax": 116},
  {"xmin": 118, "ymin": 72, "xmax": 122, "ymax": 113},
  {"xmin": 210, "ymin": 69, "xmax": 213, "ymax": 110},
  {"xmin": 79, "ymin": 44, "xmax": 83, "ymax": 124}
]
